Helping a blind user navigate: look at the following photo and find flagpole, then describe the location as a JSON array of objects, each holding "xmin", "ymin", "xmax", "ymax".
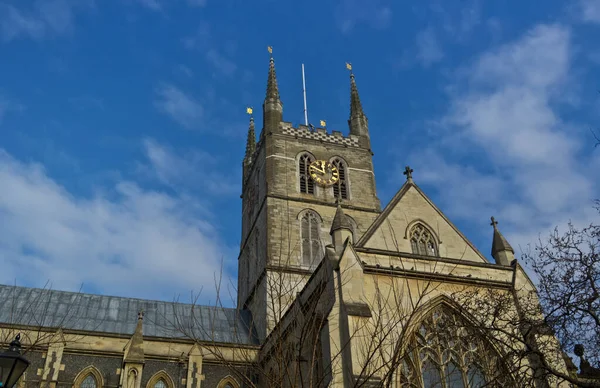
[{"xmin": 302, "ymin": 63, "xmax": 308, "ymax": 126}]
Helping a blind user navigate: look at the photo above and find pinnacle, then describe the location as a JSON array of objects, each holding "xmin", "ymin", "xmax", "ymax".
[
  {"xmin": 245, "ymin": 116, "xmax": 256, "ymax": 158},
  {"xmin": 266, "ymin": 57, "xmax": 280, "ymax": 102},
  {"xmin": 349, "ymin": 72, "xmax": 365, "ymax": 120},
  {"xmin": 490, "ymin": 216, "xmax": 514, "ymax": 256},
  {"xmin": 330, "ymin": 202, "xmax": 353, "ymax": 234}
]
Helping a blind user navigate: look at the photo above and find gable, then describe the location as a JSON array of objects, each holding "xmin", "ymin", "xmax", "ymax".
[{"xmin": 357, "ymin": 183, "xmax": 488, "ymax": 264}]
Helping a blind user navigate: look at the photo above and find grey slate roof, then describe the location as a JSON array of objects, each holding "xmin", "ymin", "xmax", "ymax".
[{"xmin": 0, "ymin": 284, "xmax": 258, "ymax": 345}]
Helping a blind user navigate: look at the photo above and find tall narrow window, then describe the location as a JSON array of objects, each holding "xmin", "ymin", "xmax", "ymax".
[
  {"xmin": 331, "ymin": 158, "xmax": 348, "ymax": 200},
  {"xmin": 299, "ymin": 153, "xmax": 315, "ymax": 194},
  {"xmin": 409, "ymin": 223, "xmax": 438, "ymax": 256},
  {"xmin": 153, "ymin": 380, "xmax": 167, "ymax": 388},
  {"xmin": 301, "ymin": 210, "xmax": 322, "ymax": 267}
]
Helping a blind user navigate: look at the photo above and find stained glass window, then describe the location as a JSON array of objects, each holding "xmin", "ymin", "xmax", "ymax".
[
  {"xmin": 410, "ymin": 223, "xmax": 438, "ymax": 256},
  {"xmin": 81, "ymin": 375, "xmax": 97, "ymax": 388}
]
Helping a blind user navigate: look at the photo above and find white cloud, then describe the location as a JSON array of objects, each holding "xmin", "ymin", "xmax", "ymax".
[
  {"xmin": 142, "ymin": 139, "xmax": 239, "ymax": 197},
  {"xmin": 205, "ymin": 49, "xmax": 237, "ymax": 77},
  {"xmin": 408, "ymin": 23, "xmax": 598, "ymax": 259},
  {"xmin": 187, "ymin": 0, "xmax": 207, "ymax": 7},
  {"xmin": 334, "ymin": 0, "xmax": 392, "ymax": 34},
  {"xmin": 154, "ymin": 84, "xmax": 204, "ymax": 129},
  {"xmin": 415, "ymin": 27, "xmax": 444, "ymax": 67},
  {"xmin": 0, "ymin": 0, "xmax": 93, "ymax": 42},
  {"xmin": 580, "ymin": 0, "xmax": 600, "ymax": 23},
  {"xmin": 0, "ymin": 148, "xmax": 232, "ymax": 302}
]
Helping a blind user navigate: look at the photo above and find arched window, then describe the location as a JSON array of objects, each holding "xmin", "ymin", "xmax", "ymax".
[
  {"xmin": 397, "ymin": 305, "xmax": 514, "ymax": 387},
  {"xmin": 409, "ymin": 223, "xmax": 438, "ymax": 256},
  {"xmin": 299, "ymin": 153, "xmax": 315, "ymax": 194},
  {"xmin": 301, "ymin": 210, "xmax": 322, "ymax": 267},
  {"xmin": 74, "ymin": 367, "xmax": 103, "ymax": 388},
  {"xmin": 153, "ymin": 379, "xmax": 166, "ymax": 388},
  {"xmin": 81, "ymin": 375, "xmax": 97, "ymax": 388},
  {"xmin": 331, "ymin": 158, "xmax": 348, "ymax": 200},
  {"xmin": 217, "ymin": 376, "xmax": 239, "ymax": 388},
  {"xmin": 145, "ymin": 371, "xmax": 174, "ymax": 388}
]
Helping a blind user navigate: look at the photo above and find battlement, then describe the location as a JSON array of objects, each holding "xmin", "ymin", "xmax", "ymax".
[{"xmin": 280, "ymin": 122, "xmax": 360, "ymax": 147}]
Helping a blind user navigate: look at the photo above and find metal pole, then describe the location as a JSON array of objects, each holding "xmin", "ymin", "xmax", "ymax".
[{"xmin": 302, "ymin": 64, "xmax": 308, "ymax": 126}]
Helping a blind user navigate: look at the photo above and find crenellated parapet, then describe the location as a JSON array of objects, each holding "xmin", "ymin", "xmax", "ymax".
[{"xmin": 280, "ymin": 122, "xmax": 360, "ymax": 147}]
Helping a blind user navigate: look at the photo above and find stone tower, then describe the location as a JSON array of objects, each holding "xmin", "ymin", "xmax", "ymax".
[{"xmin": 238, "ymin": 56, "xmax": 381, "ymax": 339}]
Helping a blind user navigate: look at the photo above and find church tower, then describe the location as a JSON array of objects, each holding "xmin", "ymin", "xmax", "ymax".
[{"xmin": 238, "ymin": 55, "xmax": 381, "ymax": 339}]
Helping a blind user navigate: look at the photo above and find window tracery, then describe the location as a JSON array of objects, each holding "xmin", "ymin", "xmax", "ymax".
[
  {"xmin": 409, "ymin": 223, "xmax": 438, "ymax": 256},
  {"xmin": 299, "ymin": 153, "xmax": 315, "ymax": 194},
  {"xmin": 74, "ymin": 367, "xmax": 103, "ymax": 388},
  {"xmin": 153, "ymin": 379, "xmax": 166, "ymax": 388},
  {"xmin": 331, "ymin": 158, "xmax": 348, "ymax": 200},
  {"xmin": 397, "ymin": 305, "xmax": 513, "ymax": 388},
  {"xmin": 301, "ymin": 210, "xmax": 322, "ymax": 267}
]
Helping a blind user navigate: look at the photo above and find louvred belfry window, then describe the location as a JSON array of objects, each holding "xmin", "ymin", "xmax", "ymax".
[
  {"xmin": 299, "ymin": 153, "xmax": 315, "ymax": 194},
  {"xmin": 331, "ymin": 158, "xmax": 348, "ymax": 200},
  {"xmin": 301, "ymin": 210, "xmax": 322, "ymax": 267}
]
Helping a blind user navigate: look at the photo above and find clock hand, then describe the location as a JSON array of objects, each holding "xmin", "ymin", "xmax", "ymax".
[{"xmin": 310, "ymin": 165, "xmax": 325, "ymax": 174}]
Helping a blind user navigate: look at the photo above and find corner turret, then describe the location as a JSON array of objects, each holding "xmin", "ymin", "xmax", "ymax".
[{"xmin": 490, "ymin": 216, "xmax": 515, "ymax": 266}]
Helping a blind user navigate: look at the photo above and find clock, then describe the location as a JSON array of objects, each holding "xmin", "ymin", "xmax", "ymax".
[{"xmin": 309, "ymin": 160, "xmax": 340, "ymax": 187}]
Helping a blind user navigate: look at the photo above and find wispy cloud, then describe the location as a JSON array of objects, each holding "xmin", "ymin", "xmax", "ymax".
[
  {"xmin": 0, "ymin": 148, "xmax": 231, "ymax": 302},
  {"xmin": 406, "ymin": 23, "xmax": 598, "ymax": 254},
  {"xmin": 135, "ymin": 0, "xmax": 162, "ymax": 11},
  {"xmin": 187, "ymin": 0, "xmax": 207, "ymax": 7},
  {"xmin": 205, "ymin": 49, "xmax": 237, "ymax": 77},
  {"xmin": 154, "ymin": 84, "xmax": 204, "ymax": 129},
  {"xmin": 415, "ymin": 27, "xmax": 444, "ymax": 67},
  {"xmin": 142, "ymin": 139, "xmax": 239, "ymax": 197},
  {"xmin": 334, "ymin": 0, "xmax": 392, "ymax": 34},
  {"xmin": 0, "ymin": 0, "xmax": 92, "ymax": 42},
  {"xmin": 580, "ymin": 0, "xmax": 600, "ymax": 23}
]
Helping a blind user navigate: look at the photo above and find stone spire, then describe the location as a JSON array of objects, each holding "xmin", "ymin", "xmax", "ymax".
[
  {"xmin": 347, "ymin": 67, "xmax": 370, "ymax": 147},
  {"xmin": 262, "ymin": 47, "xmax": 283, "ymax": 134},
  {"xmin": 124, "ymin": 310, "xmax": 145, "ymax": 362},
  {"xmin": 331, "ymin": 201, "xmax": 354, "ymax": 250},
  {"xmin": 245, "ymin": 116, "xmax": 256, "ymax": 159},
  {"xmin": 490, "ymin": 217, "xmax": 515, "ymax": 266}
]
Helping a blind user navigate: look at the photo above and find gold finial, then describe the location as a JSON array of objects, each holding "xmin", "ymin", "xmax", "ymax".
[
  {"xmin": 346, "ymin": 62, "xmax": 353, "ymax": 75},
  {"xmin": 267, "ymin": 46, "xmax": 273, "ymax": 58},
  {"xmin": 246, "ymin": 107, "xmax": 253, "ymax": 115},
  {"xmin": 319, "ymin": 120, "xmax": 326, "ymax": 127}
]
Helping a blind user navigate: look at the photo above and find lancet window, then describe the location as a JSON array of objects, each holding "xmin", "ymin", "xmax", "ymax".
[
  {"xmin": 397, "ymin": 305, "xmax": 513, "ymax": 387},
  {"xmin": 409, "ymin": 223, "xmax": 438, "ymax": 256},
  {"xmin": 331, "ymin": 158, "xmax": 348, "ymax": 200},
  {"xmin": 153, "ymin": 380, "xmax": 167, "ymax": 388},
  {"xmin": 80, "ymin": 375, "xmax": 97, "ymax": 388},
  {"xmin": 299, "ymin": 153, "xmax": 315, "ymax": 194},
  {"xmin": 301, "ymin": 210, "xmax": 322, "ymax": 267}
]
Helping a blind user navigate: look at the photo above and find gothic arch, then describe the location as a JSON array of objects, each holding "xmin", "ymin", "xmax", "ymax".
[
  {"xmin": 73, "ymin": 365, "xmax": 103, "ymax": 388},
  {"xmin": 393, "ymin": 295, "xmax": 514, "ymax": 387},
  {"xmin": 297, "ymin": 209, "xmax": 323, "ymax": 268},
  {"xmin": 328, "ymin": 156, "xmax": 350, "ymax": 200},
  {"xmin": 145, "ymin": 371, "xmax": 175, "ymax": 388},
  {"xmin": 296, "ymin": 151, "xmax": 316, "ymax": 195},
  {"xmin": 405, "ymin": 220, "xmax": 440, "ymax": 256},
  {"xmin": 216, "ymin": 375, "xmax": 239, "ymax": 388}
]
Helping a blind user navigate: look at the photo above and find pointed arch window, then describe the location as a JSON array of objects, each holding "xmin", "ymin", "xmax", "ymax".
[
  {"xmin": 396, "ymin": 305, "xmax": 514, "ymax": 387},
  {"xmin": 331, "ymin": 158, "xmax": 348, "ymax": 200},
  {"xmin": 409, "ymin": 223, "xmax": 438, "ymax": 256},
  {"xmin": 81, "ymin": 375, "xmax": 97, "ymax": 388},
  {"xmin": 301, "ymin": 210, "xmax": 322, "ymax": 267},
  {"xmin": 299, "ymin": 153, "xmax": 315, "ymax": 194},
  {"xmin": 153, "ymin": 380, "xmax": 167, "ymax": 388}
]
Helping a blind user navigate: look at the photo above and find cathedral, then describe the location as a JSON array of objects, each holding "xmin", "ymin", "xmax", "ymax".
[{"xmin": 0, "ymin": 55, "xmax": 576, "ymax": 388}]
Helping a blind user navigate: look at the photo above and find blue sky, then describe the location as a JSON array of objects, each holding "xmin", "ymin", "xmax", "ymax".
[{"xmin": 1, "ymin": 0, "xmax": 599, "ymax": 304}]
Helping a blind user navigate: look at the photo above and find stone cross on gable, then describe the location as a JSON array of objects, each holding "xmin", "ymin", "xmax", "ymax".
[
  {"xmin": 403, "ymin": 166, "xmax": 414, "ymax": 181},
  {"xmin": 138, "ymin": 310, "xmax": 144, "ymax": 320},
  {"xmin": 490, "ymin": 216, "xmax": 498, "ymax": 228}
]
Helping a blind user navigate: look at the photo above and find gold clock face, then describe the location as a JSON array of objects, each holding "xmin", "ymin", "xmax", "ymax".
[{"xmin": 309, "ymin": 160, "xmax": 339, "ymax": 186}]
